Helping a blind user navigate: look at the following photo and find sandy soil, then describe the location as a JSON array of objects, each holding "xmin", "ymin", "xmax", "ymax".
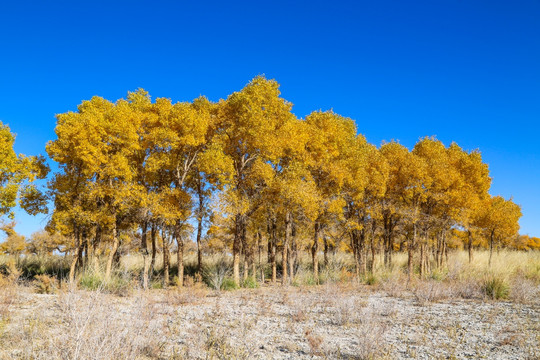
[{"xmin": 1, "ymin": 284, "xmax": 538, "ymax": 359}]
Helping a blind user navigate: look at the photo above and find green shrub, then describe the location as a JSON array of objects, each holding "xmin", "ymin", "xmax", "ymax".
[
  {"xmin": 79, "ymin": 273, "xmax": 103, "ymax": 290},
  {"xmin": 482, "ymin": 275, "xmax": 509, "ymax": 300},
  {"xmin": 429, "ymin": 268, "xmax": 448, "ymax": 281},
  {"xmin": 79, "ymin": 272, "xmax": 132, "ymax": 295},
  {"xmin": 242, "ymin": 276, "xmax": 259, "ymax": 289},
  {"xmin": 364, "ymin": 273, "xmax": 378, "ymax": 286},
  {"xmin": 221, "ymin": 278, "xmax": 238, "ymax": 291}
]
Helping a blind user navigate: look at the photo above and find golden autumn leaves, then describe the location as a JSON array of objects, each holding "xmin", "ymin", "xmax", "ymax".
[{"xmin": 0, "ymin": 76, "xmax": 525, "ymax": 287}]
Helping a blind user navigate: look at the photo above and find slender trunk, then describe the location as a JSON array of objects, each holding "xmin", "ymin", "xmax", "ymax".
[
  {"xmin": 196, "ymin": 216, "xmax": 203, "ymax": 274},
  {"xmin": 258, "ymin": 232, "xmax": 264, "ymax": 283},
  {"xmin": 352, "ymin": 231, "xmax": 360, "ymax": 279},
  {"xmin": 468, "ymin": 231, "xmax": 473, "ymax": 264},
  {"xmin": 369, "ymin": 234, "xmax": 375, "ymax": 273},
  {"xmin": 91, "ymin": 226, "xmax": 101, "ymax": 271},
  {"xmin": 69, "ymin": 230, "xmax": 81, "ymax": 284},
  {"xmin": 150, "ymin": 223, "xmax": 157, "ymax": 274},
  {"xmin": 323, "ymin": 234, "xmax": 329, "ymax": 267},
  {"xmin": 105, "ymin": 222, "xmax": 119, "ymax": 281},
  {"xmin": 196, "ymin": 177, "xmax": 204, "ymax": 274},
  {"xmin": 177, "ymin": 235, "xmax": 184, "ymax": 287},
  {"xmin": 270, "ymin": 217, "xmax": 277, "ymax": 283},
  {"xmin": 408, "ymin": 223, "xmax": 416, "ymax": 282},
  {"xmin": 312, "ymin": 222, "xmax": 320, "ymax": 284},
  {"xmin": 233, "ymin": 214, "xmax": 242, "ymax": 286},
  {"xmin": 141, "ymin": 221, "xmax": 150, "ymax": 290},
  {"xmin": 83, "ymin": 237, "xmax": 88, "ymax": 269},
  {"xmin": 242, "ymin": 222, "xmax": 248, "ymax": 282},
  {"xmin": 358, "ymin": 229, "xmax": 366, "ymax": 276},
  {"xmin": 251, "ymin": 252, "xmax": 257, "ymax": 280},
  {"xmin": 243, "ymin": 254, "xmax": 249, "ymax": 282},
  {"xmin": 282, "ymin": 211, "xmax": 291, "ymax": 285},
  {"xmin": 290, "ymin": 220, "xmax": 297, "ymax": 281},
  {"xmin": 489, "ymin": 230, "xmax": 494, "ymax": 267},
  {"xmin": 420, "ymin": 242, "xmax": 425, "ymax": 278},
  {"xmin": 163, "ymin": 230, "xmax": 170, "ymax": 288}
]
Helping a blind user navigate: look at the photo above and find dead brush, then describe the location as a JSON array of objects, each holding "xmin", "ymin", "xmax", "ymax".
[
  {"xmin": 165, "ymin": 283, "xmax": 208, "ymax": 306},
  {"xmin": 304, "ymin": 327, "xmax": 324, "ymax": 356},
  {"xmin": 34, "ymin": 274, "xmax": 57, "ymax": 294},
  {"xmin": 413, "ymin": 280, "xmax": 453, "ymax": 305},
  {"xmin": 509, "ymin": 276, "xmax": 539, "ymax": 304},
  {"xmin": 0, "ymin": 274, "xmax": 17, "ymax": 320},
  {"xmin": 452, "ymin": 278, "xmax": 483, "ymax": 299},
  {"xmin": 24, "ymin": 289, "xmax": 166, "ymax": 360},
  {"xmin": 354, "ymin": 308, "xmax": 388, "ymax": 359},
  {"xmin": 381, "ymin": 273, "xmax": 409, "ymax": 297}
]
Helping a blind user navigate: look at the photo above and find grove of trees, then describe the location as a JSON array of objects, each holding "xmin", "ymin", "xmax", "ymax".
[{"xmin": 0, "ymin": 76, "xmax": 530, "ymax": 288}]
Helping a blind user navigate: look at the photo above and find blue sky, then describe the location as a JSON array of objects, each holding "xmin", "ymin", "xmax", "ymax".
[{"xmin": 0, "ymin": 0, "xmax": 539, "ymax": 238}]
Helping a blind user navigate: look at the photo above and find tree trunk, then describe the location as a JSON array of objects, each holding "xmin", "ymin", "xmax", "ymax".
[
  {"xmin": 408, "ymin": 223, "xmax": 416, "ymax": 282},
  {"xmin": 323, "ymin": 233, "xmax": 329, "ymax": 267},
  {"xmin": 282, "ymin": 211, "xmax": 291, "ymax": 285},
  {"xmin": 150, "ymin": 223, "xmax": 157, "ymax": 275},
  {"xmin": 196, "ymin": 215, "xmax": 203, "ymax": 274},
  {"xmin": 141, "ymin": 221, "xmax": 150, "ymax": 290},
  {"xmin": 69, "ymin": 231, "xmax": 81, "ymax": 284},
  {"xmin": 176, "ymin": 235, "xmax": 184, "ymax": 287},
  {"xmin": 270, "ymin": 217, "xmax": 277, "ymax": 283},
  {"xmin": 105, "ymin": 223, "xmax": 119, "ymax": 281},
  {"xmin": 196, "ymin": 177, "xmax": 204, "ymax": 274},
  {"xmin": 91, "ymin": 226, "xmax": 101, "ymax": 272},
  {"xmin": 468, "ymin": 231, "xmax": 473, "ymax": 264},
  {"xmin": 420, "ymin": 242, "xmax": 425, "ymax": 278},
  {"xmin": 290, "ymin": 220, "xmax": 297, "ymax": 282},
  {"xmin": 242, "ymin": 221, "xmax": 248, "ymax": 282},
  {"xmin": 82, "ymin": 237, "xmax": 88, "ymax": 269},
  {"xmin": 163, "ymin": 230, "xmax": 170, "ymax": 288},
  {"xmin": 233, "ymin": 214, "xmax": 242, "ymax": 286},
  {"xmin": 257, "ymin": 232, "xmax": 264, "ymax": 283},
  {"xmin": 489, "ymin": 231, "xmax": 494, "ymax": 267},
  {"xmin": 312, "ymin": 222, "xmax": 320, "ymax": 284}
]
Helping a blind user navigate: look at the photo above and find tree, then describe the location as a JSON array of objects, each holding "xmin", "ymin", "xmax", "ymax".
[
  {"xmin": 0, "ymin": 121, "xmax": 48, "ymax": 220},
  {"xmin": 477, "ymin": 196, "xmax": 521, "ymax": 266},
  {"xmin": 216, "ymin": 76, "xmax": 295, "ymax": 286},
  {"xmin": 304, "ymin": 110, "xmax": 357, "ymax": 282}
]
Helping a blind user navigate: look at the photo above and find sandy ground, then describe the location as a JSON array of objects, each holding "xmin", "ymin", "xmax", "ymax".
[{"xmin": 1, "ymin": 284, "xmax": 539, "ymax": 359}]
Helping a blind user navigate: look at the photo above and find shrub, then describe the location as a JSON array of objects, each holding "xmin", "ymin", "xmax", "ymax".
[
  {"xmin": 364, "ymin": 273, "xmax": 378, "ymax": 286},
  {"xmin": 221, "ymin": 278, "xmax": 238, "ymax": 291},
  {"xmin": 482, "ymin": 275, "xmax": 509, "ymax": 300},
  {"xmin": 429, "ymin": 268, "xmax": 448, "ymax": 281},
  {"xmin": 79, "ymin": 273, "xmax": 103, "ymax": 291},
  {"xmin": 202, "ymin": 259, "xmax": 230, "ymax": 290},
  {"xmin": 242, "ymin": 276, "xmax": 258, "ymax": 289},
  {"xmin": 79, "ymin": 272, "xmax": 132, "ymax": 295},
  {"xmin": 34, "ymin": 274, "xmax": 56, "ymax": 294},
  {"xmin": 510, "ymin": 277, "xmax": 538, "ymax": 304}
]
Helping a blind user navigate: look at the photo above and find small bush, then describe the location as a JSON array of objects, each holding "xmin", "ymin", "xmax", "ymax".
[
  {"xmin": 34, "ymin": 274, "xmax": 56, "ymax": 294},
  {"xmin": 429, "ymin": 268, "xmax": 448, "ymax": 281},
  {"xmin": 482, "ymin": 275, "xmax": 509, "ymax": 300},
  {"xmin": 79, "ymin": 272, "xmax": 132, "ymax": 295},
  {"xmin": 364, "ymin": 273, "xmax": 378, "ymax": 286},
  {"xmin": 221, "ymin": 278, "xmax": 238, "ymax": 291},
  {"xmin": 242, "ymin": 276, "xmax": 258, "ymax": 289},
  {"xmin": 79, "ymin": 273, "xmax": 103, "ymax": 291},
  {"xmin": 510, "ymin": 277, "xmax": 538, "ymax": 304},
  {"xmin": 203, "ymin": 259, "xmax": 230, "ymax": 290}
]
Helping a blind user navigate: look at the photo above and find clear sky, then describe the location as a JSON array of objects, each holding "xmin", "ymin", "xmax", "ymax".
[{"xmin": 0, "ymin": 0, "xmax": 539, "ymax": 238}]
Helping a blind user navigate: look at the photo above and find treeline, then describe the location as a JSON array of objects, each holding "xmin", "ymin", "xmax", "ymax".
[{"xmin": 0, "ymin": 76, "xmax": 531, "ymax": 288}]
